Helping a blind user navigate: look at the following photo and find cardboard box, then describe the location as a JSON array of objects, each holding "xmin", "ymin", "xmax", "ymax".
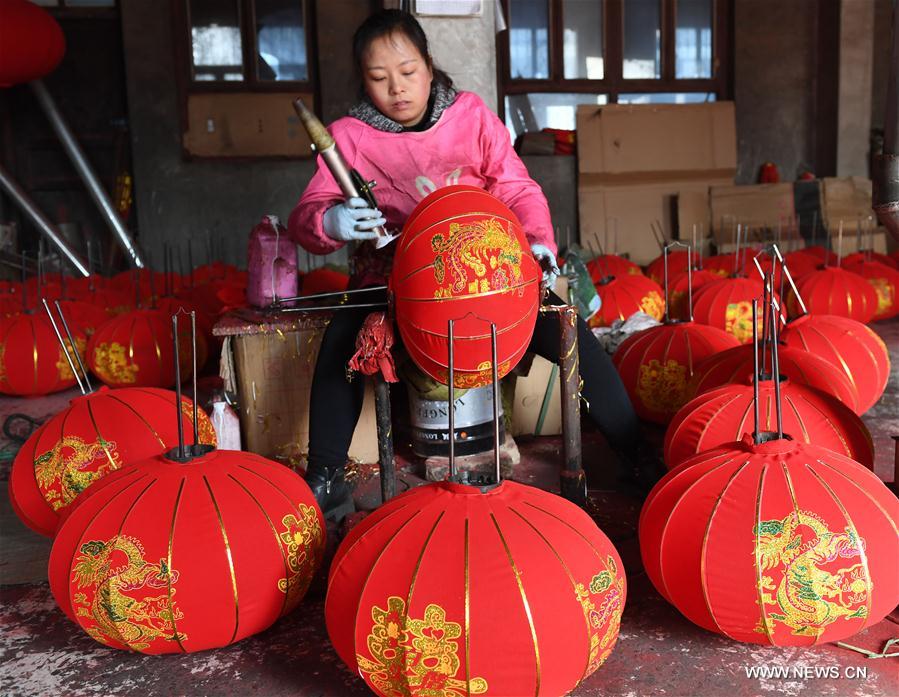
[
  {"xmin": 821, "ymin": 177, "xmax": 876, "ymax": 235},
  {"xmin": 216, "ymin": 310, "xmax": 379, "ymax": 465},
  {"xmin": 709, "ymin": 183, "xmax": 797, "ymax": 245},
  {"xmin": 510, "ymin": 356, "xmax": 561, "ymax": 437},
  {"xmin": 184, "ymin": 92, "xmax": 314, "ymax": 158},
  {"xmin": 577, "ymin": 102, "xmax": 737, "ymax": 265}
]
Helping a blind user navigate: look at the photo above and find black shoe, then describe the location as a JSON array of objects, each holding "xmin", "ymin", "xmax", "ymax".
[{"xmin": 305, "ymin": 464, "xmax": 355, "ymax": 522}]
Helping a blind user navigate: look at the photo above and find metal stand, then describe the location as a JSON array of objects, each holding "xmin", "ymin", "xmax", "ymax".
[{"xmin": 374, "ymin": 374, "xmax": 396, "ymax": 503}]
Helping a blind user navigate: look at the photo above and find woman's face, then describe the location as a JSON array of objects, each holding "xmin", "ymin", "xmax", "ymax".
[{"xmin": 362, "ymin": 31, "xmax": 433, "ymax": 127}]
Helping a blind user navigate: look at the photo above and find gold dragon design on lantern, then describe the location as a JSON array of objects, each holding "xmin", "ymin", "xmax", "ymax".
[
  {"xmin": 575, "ymin": 554, "xmax": 625, "ymax": 676},
  {"xmin": 753, "ymin": 510, "xmax": 869, "ymax": 637},
  {"xmin": 637, "ymin": 359, "xmax": 688, "ymax": 414},
  {"xmin": 179, "ymin": 400, "xmax": 216, "ymax": 446},
  {"xmin": 277, "ymin": 504, "xmax": 324, "ymax": 611},
  {"xmin": 357, "ymin": 596, "xmax": 488, "ymax": 697},
  {"xmin": 72, "ymin": 535, "xmax": 185, "ymax": 651},
  {"xmin": 35, "ymin": 435, "xmax": 120, "ymax": 510},
  {"xmin": 431, "ymin": 218, "xmax": 523, "ymax": 299},
  {"xmin": 92, "ymin": 342, "xmax": 139, "ymax": 384}
]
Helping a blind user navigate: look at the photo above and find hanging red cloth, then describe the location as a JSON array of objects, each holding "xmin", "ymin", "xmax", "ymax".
[{"xmin": 348, "ymin": 311, "xmax": 398, "ymax": 383}]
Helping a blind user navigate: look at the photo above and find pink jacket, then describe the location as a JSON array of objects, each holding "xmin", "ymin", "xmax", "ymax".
[{"xmin": 288, "ymin": 92, "xmax": 556, "ymax": 261}]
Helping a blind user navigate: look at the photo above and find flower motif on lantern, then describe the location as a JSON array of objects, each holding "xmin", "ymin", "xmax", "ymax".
[
  {"xmin": 92, "ymin": 342, "xmax": 139, "ymax": 384},
  {"xmin": 34, "ymin": 435, "xmax": 120, "ymax": 511},
  {"xmin": 56, "ymin": 337, "xmax": 87, "ymax": 381},
  {"xmin": 869, "ymin": 277, "xmax": 894, "ymax": 314},
  {"xmin": 753, "ymin": 510, "xmax": 869, "ymax": 639},
  {"xmin": 278, "ymin": 504, "xmax": 324, "ymax": 609},
  {"xmin": 358, "ymin": 596, "xmax": 489, "ymax": 697},
  {"xmin": 724, "ymin": 301, "xmax": 759, "ymax": 343},
  {"xmin": 575, "ymin": 555, "xmax": 625, "ymax": 673},
  {"xmin": 639, "ymin": 291, "xmax": 665, "ymax": 320},
  {"xmin": 72, "ymin": 535, "xmax": 185, "ymax": 651},
  {"xmin": 637, "ymin": 359, "xmax": 688, "ymax": 414},
  {"xmin": 431, "ymin": 218, "xmax": 523, "ymax": 299}
]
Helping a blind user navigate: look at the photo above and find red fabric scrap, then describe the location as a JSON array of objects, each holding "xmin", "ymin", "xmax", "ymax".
[{"xmin": 348, "ymin": 312, "xmax": 398, "ymax": 382}]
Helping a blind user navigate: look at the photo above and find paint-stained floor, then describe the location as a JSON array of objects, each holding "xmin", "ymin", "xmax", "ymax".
[{"xmin": 1, "ymin": 319, "xmax": 897, "ymax": 697}]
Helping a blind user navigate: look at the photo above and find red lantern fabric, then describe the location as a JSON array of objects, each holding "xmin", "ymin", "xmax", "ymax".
[
  {"xmin": 843, "ymin": 251, "xmax": 898, "ymax": 270},
  {"xmin": 8, "ymin": 387, "xmax": 216, "ymax": 537},
  {"xmin": 640, "ymin": 436, "xmax": 899, "ymax": 645},
  {"xmin": 87, "ymin": 309, "xmax": 196, "ymax": 388},
  {"xmin": 78, "ymin": 286, "xmax": 133, "ymax": 316},
  {"xmin": 613, "ymin": 322, "xmax": 739, "ymax": 424},
  {"xmin": 55, "ymin": 299, "xmax": 109, "ymax": 337},
  {"xmin": 391, "ymin": 186, "xmax": 541, "ymax": 388},
  {"xmin": 0, "ymin": 0, "xmax": 65, "ymax": 86},
  {"xmin": 326, "ymin": 479, "xmax": 625, "ymax": 696},
  {"xmin": 691, "ymin": 276, "xmax": 765, "ymax": 343},
  {"xmin": 843, "ymin": 259, "xmax": 899, "ymax": 321},
  {"xmin": 588, "ymin": 274, "xmax": 665, "ymax": 328},
  {"xmin": 586, "ymin": 254, "xmax": 642, "ymax": 284},
  {"xmin": 300, "ymin": 268, "xmax": 350, "ymax": 297},
  {"xmin": 663, "ymin": 380, "xmax": 874, "ymax": 469},
  {"xmin": 702, "ymin": 254, "xmax": 741, "ymax": 278},
  {"xmin": 780, "ymin": 313, "xmax": 890, "ymax": 414},
  {"xmin": 645, "ymin": 250, "xmax": 700, "ymax": 285},
  {"xmin": 0, "ymin": 292, "xmax": 22, "ymax": 319},
  {"xmin": 686, "ymin": 343, "xmax": 860, "ymax": 412},
  {"xmin": 0, "ymin": 313, "xmax": 86, "ymax": 396},
  {"xmin": 665, "ymin": 269, "xmax": 719, "ymax": 320},
  {"xmin": 786, "ymin": 267, "xmax": 878, "ymax": 323},
  {"xmin": 49, "ymin": 448, "xmax": 324, "ymax": 653}
]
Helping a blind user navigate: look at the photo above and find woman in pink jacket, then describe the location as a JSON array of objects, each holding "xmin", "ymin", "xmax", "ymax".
[{"xmin": 289, "ymin": 10, "xmax": 658, "ymax": 520}]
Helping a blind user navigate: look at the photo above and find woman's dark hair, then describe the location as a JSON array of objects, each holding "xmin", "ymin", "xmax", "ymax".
[{"xmin": 352, "ymin": 10, "xmax": 454, "ymax": 92}]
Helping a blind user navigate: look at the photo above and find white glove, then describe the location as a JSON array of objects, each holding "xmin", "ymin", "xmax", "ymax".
[
  {"xmin": 531, "ymin": 243, "xmax": 560, "ymax": 290},
  {"xmin": 322, "ymin": 197, "xmax": 386, "ymax": 242}
]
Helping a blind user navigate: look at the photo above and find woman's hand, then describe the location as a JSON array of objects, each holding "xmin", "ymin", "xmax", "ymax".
[
  {"xmin": 323, "ymin": 197, "xmax": 386, "ymax": 242},
  {"xmin": 531, "ymin": 243, "xmax": 560, "ymax": 290}
]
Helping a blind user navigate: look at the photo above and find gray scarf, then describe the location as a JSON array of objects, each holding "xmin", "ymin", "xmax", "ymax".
[{"xmin": 348, "ymin": 82, "xmax": 458, "ymax": 133}]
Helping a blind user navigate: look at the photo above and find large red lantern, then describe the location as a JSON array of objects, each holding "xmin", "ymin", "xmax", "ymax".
[
  {"xmin": 0, "ymin": 313, "xmax": 86, "ymax": 396},
  {"xmin": 640, "ymin": 436, "xmax": 899, "ymax": 645},
  {"xmin": 786, "ymin": 267, "xmax": 878, "ymax": 323},
  {"xmin": 645, "ymin": 250, "xmax": 700, "ymax": 285},
  {"xmin": 588, "ymin": 274, "xmax": 665, "ymax": 328},
  {"xmin": 87, "ymin": 309, "xmax": 195, "ymax": 388},
  {"xmin": 326, "ymin": 480, "xmax": 625, "ymax": 696},
  {"xmin": 686, "ymin": 343, "xmax": 860, "ymax": 412},
  {"xmin": 77, "ymin": 286, "xmax": 133, "ymax": 316},
  {"xmin": 843, "ymin": 259, "xmax": 899, "ymax": 321},
  {"xmin": 587, "ymin": 254, "xmax": 642, "ymax": 284},
  {"xmin": 8, "ymin": 387, "xmax": 216, "ymax": 537},
  {"xmin": 691, "ymin": 276, "xmax": 764, "ymax": 343},
  {"xmin": 0, "ymin": 0, "xmax": 65, "ymax": 86},
  {"xmin": 780, "ymin": 313, "xmax": 890, "ymax": 414},
  {"xmin": 843, "ymin": 250, "xmax": 898, "ymax": 270},
  {"xmin": 613, "ymin": 322, "xmax": 739, "ymax": 424},
  {"xmin": 49, "ymin": 448, "xmax": 324, "ymax": 653},
  {"xmin": 391, "ymin": 186, "xmax": 541, "ymax": 387},
  {"xmin": 666, "ymin": 268, "xmax": 719, "ymax": 319},
  {"xmin": 663, "ymin": 380, "xmax": 874, "ymax": 469},
  {"xmin": 55, "ymin": 299, "xmax": 110, "ymax": 337}
]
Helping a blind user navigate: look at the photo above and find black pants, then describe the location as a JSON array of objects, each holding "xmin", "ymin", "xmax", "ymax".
[{"xmin": 306, "ymin": 290, "xmax": 640, "ymax": 472}]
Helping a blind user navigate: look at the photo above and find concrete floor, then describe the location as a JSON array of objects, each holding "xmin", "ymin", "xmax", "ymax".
[{"xmin": 1, "ymin": 320, "xmax": 897, "ymax": 697}]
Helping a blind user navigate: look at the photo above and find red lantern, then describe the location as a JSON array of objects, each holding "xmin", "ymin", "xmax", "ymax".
[
  {"xmin": 786, "ymin": 267, "xmax": 878, "ymax": 323},
  {"xmin": 300, "ymin": 268, "xmax": 350, "ymax": 297},
  {"xmin": 55, "ymin": 299, "xmax": 110, "ymax": 337},
  {"xmin": 645, "ymin": 250, "xmax": 700, "ymax": 285},
  {"xmin": 0, "ymin": 0, "xmax": 65, "ymax": 86},
  {"xmin": 0, "ymin": 313, "xmax": 86, "ymax": 396},
  {"xmin": 691, "ymin": 276, "xmax": 765, "ymax": 343},
  {"xmin": 843, "ymin": 259, "xmax": 899, "ymax": 321},
  {"xmin": 780, "ymin": 313, "xmax": 890, "ymax": 414},
  {"xmin": 392, "ymin": 186, "xmax": 541, "ymax": 388},
  {"xmin": 586, "ymin": 254, "xmax": 642, "ymax": 284},
  {"xmin": 327, "ymin": 480, "xmax": 625, "ymax": 696},
  {"xmin": 588, "ymin": 274, "xmax": 665, "ymax": 328},
  {"xmin": 8, "ymin": 387, "xmax": 216, "ymax": 537},
  {"xmin": 665, "ymin": 268, "xmax": 719, "ymax": 319},
  {"xmin": 613, "ymin": 322, "xmax": 739, "ymax": 424},
  {"xmin": 0, "ymin": 291, "xmax": 22, "ymax": 319},
  {"xmin": 87, "ymin": 309, "xmax": 195, "ymax": 388},
  {"xmin": 663, "ymin": 380, "xmax": 874, "ymax": 469},
  {"xmin": 49, "ymin": 448, "xmax": 324, "ymax": 653},
  {"xmin": 686, "ymin": 343, "xmax": 860, "ymax": 412},
  {"xmin": 702, "ymin": 254, "xmax": 740, "ymax": 277},
  {"xmin": 843, "ymin": 251, "xmax": 898, "ymax": 270},
  {"xmin": 78, "ymin": 286, "xmax": 133, "ymax": 316},
  {"xmin": 640, "ymin": 436, "xmax": 899, "ymax": 645}
]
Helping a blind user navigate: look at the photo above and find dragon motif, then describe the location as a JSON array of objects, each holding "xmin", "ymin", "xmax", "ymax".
[
  {"xmin": 277, "ymin": 504, "xmax": 324, "ymax": 611},
  {"xmin": 72, "ymin": 535, "xmax": 185, "ymax": 651},
  {"xmin": 637, "ymin": 359, "xmax": 688, "ymax": 415},
  {"xmin": 431, "ymin": 218, "xmax": 523, "ymax": 298},
  {"xmin": 575, "ymin": 555, "xmax": 625, "ymax": 676},
  {"xmin": 179, "ymin": 399, "xmax": 217, "ymax": 446},
  {"xmin": 92, "ymin": 342, "xmax": 139, "ymax": 384},
  {"xmin": 35, "ymin": 435, "xmax": 120, "ymax": 510},
  {"xmin": 754, "ymin": 510, "xmax": 869, "ymax": 637},
  {"xmin": 357, "ymin": 596, "xmax": 488, "ymax": 697}
]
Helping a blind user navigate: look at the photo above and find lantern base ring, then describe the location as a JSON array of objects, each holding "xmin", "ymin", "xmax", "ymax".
[
  {"xmin": 164, "ymin": 443, "xmax": 216, "ymax": 463},
  {"xmin": 448, "ymin": 471, "xmax": 501, "ymax": 493}
]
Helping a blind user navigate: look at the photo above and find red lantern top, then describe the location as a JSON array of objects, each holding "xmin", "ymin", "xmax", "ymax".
[{"xmin": 0, "ymin": 0, "xmax": 65, "ymax": 86}]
